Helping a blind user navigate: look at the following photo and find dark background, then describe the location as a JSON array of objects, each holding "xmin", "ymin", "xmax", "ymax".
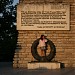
[{"xmin": 0, "ymin": 0, "xmax": 18, "ymax": 62}]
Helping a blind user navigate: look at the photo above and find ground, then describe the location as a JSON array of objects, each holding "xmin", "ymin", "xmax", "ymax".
[{"xmin": 0, "ymin": 62, "xmax": 75, "ymax": 75}]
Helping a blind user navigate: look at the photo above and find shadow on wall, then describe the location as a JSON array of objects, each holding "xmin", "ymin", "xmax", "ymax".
[{"xmin": 60, "ymin": 63, "xmax": 65, "ymax": 68}]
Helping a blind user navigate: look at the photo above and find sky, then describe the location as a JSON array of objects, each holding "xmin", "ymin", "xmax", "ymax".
[
  {"xmin": 0, "ymin": 0, "xmax": 19, "ymax": 17},
  {"xmin": 13, "ymin": 0, "xmax": 19, "ymax": 6}
]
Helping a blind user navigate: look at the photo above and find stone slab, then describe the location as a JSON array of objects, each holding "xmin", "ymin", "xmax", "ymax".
[
  {"xmin": 27, "ymin": 62, "xmax": 61, "ymax": 69},
  {"xmin": 17, "ymin": 3, "xmax": 70, "ymax": 30}
]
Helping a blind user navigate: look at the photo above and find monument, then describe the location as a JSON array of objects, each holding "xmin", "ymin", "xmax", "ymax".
[{"xmin": 13, "ymin": 0, "xmax": 75, "ymax": 68}]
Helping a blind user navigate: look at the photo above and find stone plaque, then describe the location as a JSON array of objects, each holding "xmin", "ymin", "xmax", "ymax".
[{"xmin": 17, "ymin": 3, "xmax": 70, "ymax": 30}]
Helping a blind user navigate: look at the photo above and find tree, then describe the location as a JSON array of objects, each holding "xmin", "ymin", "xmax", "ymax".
[
  {"xmin": 0, "ymin": 0, "xmax": 13, "ymax": 12},
  {"xmin": 0, "ymin": 0, "xmax": 18, "ymax": 61}
]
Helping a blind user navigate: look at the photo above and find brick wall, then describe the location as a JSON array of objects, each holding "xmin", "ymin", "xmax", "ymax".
[{"xmin": 13, "ymin": 0, "xmax": 75, "ymax": 68}]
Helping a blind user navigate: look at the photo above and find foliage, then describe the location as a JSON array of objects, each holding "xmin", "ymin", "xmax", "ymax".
[
  {"xmin": 0, "ymin": 0, "xmax": 13, "ymax": 12},
  {"xmin": 0, "ymin": 0, "xmax": 18, "ymax": 61}
]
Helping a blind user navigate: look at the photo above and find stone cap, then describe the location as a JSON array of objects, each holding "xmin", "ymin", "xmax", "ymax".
[
  {"xmin": 19, "ymin": 0, "xmax": 75, "ymax": 4},
  {"xmin": 19, "ymin": 0, "xmax": 63, "ymax": 4}
]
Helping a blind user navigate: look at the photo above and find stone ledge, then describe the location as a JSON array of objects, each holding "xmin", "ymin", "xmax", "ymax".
[{"xmin": 28, "ymin": 62, "xmax": 61, "ymax": 69}]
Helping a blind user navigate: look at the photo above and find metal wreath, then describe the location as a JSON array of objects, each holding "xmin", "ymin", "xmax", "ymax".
[{"xmin": 31, "ymin": 38, "xmax": 56, "ymax": 62}]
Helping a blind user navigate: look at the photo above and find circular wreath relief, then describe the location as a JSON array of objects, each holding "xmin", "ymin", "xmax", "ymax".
[{"xmin": 31, "ymin": 38, "xmax": 56, "ymax": 62}]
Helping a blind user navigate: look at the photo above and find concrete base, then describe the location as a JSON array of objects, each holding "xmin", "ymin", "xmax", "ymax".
[{"xmin": 28, "ymin": 62, "xmax": 61, "ymax": 69}]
